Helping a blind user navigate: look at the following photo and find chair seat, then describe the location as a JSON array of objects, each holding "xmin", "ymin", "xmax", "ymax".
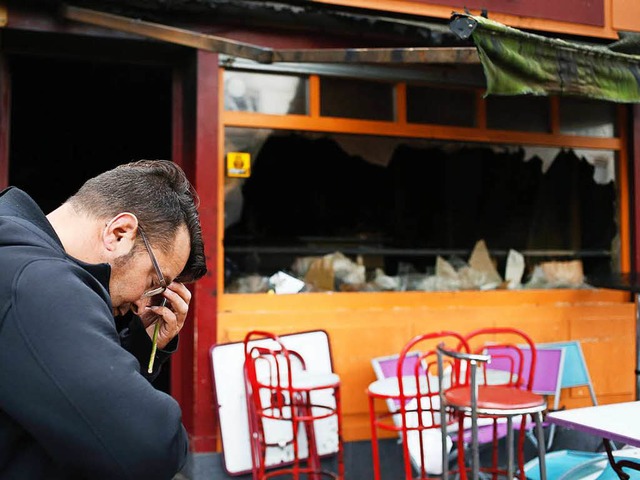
[
  {"xmin": 367, "ymin": 375, "xmax": 436, "ymax": 398},
  {"xmin": 258, "ymin": 372, "xmax": 340, "ymax": 390},
  {"xmin": 445, "ymin": 385, "xmax": 546, "ymax": 411}
]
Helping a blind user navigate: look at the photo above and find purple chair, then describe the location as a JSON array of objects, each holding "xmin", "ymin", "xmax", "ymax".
[{"xmin": 484, "ymin": 345, "xmax": 565, "ymax": 449}]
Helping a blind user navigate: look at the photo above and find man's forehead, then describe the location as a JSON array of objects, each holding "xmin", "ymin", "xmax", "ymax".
[{"xmin": 158, "ymin": 227, "xmax": 191, "ymax": 282}]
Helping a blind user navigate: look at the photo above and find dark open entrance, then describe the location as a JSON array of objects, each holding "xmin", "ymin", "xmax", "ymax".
[
  {"xmin": 7, "ymin": 53, "xmax": 173, "ymax": 392},
  {"xmin": 8, "ymin": 55, "xmax": 172, "ymax": 212}
]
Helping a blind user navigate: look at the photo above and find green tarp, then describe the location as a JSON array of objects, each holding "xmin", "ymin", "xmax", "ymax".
[{"xmin": 450, "ymin": 13, "xmax": 640, "ymax": 103}]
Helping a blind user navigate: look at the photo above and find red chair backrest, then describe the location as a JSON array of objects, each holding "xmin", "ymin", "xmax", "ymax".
[
  {"xmin": 464, "ymin": 327, "xmax": 537, "ymax": 391},
  {"xmin": 243, "ymin": 330, "xmax": 306, "ymax": 418},
  {"xmin": 396, "ymin": 331, "xmax": 471, "ymax": 412}
]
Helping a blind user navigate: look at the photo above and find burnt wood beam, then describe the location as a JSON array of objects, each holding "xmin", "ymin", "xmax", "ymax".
[
  {"xmin": 271, "ymin": 46, "xmax": 480, "ymax": 64},
  {"xmin": 62, "ymin": 4, "xmax": 480, "ymax": 64},
  {"xmin": 56, "ymin": 0, "xmax": 460, "ymax": 45},
  {"xmin": 62, "ymin": 5, "xmax": 273, "ymax": 61}
]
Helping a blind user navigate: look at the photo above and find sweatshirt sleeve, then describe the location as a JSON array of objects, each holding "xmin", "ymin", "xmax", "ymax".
[{"xmin": 0, "ymin": 259, "xmax": 189, "ymax": 480}]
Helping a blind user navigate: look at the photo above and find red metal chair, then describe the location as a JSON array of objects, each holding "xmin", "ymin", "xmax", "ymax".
[
  {"xmin": 366, "ymin": 331, "xmax": 471, "ymax": 480},
  {"xmin": 243, "ymin": 330, "xmax": 344, "ymax": 480},
  {"xmin": 438, "ymin": 327, "xmax": 547, "ymax": 480}
]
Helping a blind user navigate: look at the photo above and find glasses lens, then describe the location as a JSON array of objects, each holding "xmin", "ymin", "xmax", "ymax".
[{"xmin": 142, "ymin": 286, "xmax": 166, "ymax": 299}]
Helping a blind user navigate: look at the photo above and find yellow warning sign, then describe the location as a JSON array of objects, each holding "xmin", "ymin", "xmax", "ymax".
[{"xmin": 226, "ymin": 152, "xmax": 251, "ymax": 178}]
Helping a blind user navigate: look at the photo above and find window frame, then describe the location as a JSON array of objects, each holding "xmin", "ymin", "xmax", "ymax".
[{"xmin": 219, "ymin": 65, "xmax": 630, "ymax": 294}]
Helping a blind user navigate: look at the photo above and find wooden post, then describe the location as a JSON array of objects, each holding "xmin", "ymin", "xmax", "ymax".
[
  {"xmin": 171, "ymin": 50, "xmax": 220, "ymax": 452},
  {"xmin": 632, "ymin": 105, "xmax": 640, "ymax": 274},
  {"xmin": 0, "ymin": 49, "xmax": 10, "ymax": 190}
]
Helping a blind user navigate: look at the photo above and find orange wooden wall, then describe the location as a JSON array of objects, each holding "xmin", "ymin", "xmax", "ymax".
[
  {"xmin": 313, "ymin": 0, "xmax": 640, "ymax": 37},
  {"xmin": 612, "ymin": 0, "xmax": 640, "ymax": 32}
]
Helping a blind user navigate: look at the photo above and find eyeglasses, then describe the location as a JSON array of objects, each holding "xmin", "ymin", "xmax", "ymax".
[{"xmin": 137, "ymin": 226, "xmax": 167, "ymax": 300}]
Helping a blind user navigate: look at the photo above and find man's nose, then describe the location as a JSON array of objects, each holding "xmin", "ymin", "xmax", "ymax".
[{"xmin": 131, "ymin": 297, "xmax": 150, "ymax": 315}]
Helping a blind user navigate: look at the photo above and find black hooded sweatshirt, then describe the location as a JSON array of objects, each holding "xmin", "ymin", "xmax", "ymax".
[{"xmin": 0, "ymin": 187, "xmax": 188, "ymax": 479}]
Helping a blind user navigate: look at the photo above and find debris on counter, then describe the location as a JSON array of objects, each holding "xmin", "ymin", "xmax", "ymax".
[
  {"xmin": 424, "ymin": 239, "xmax": 505, "ymax": 291},
  {"xmin": 226, "ymin": 274, "xmax": 270, "ymax": 293},
  {"xmin": 505, "ymin": 249, "xmax": 525, "ymax": 289},
  {"xmin": 269, "ymin": 271, "xmax": 306, "ymax": 294},
  {"xmin": 224, "ymin": 240, "xmax": 588, "ymax": 293},
  {"xmin": 333, "ymin": 253, "xmax": 366, "ymax": 287},
  {"xmin": 303, "ymin": 255, "xmax": 335, "ymax": 291},
  {"xmin": 525, "ymin": 260, "xmax": 585, "ymax": 288},
  {"xmin": 296, "ymin": 251, "xmax": 366, "ymax": 291},
  {"xmin": 422, "ymin": 250, "xmax": 502, "ymax": 292},
  {"xmin": 468, "ymin": 240, "xmax": 503, "ymax": 288},
  {"xmin": 371, "ymin": 268, "xmax": 401, "ymax": 291},
  {"xmin": 291, "ymin": 255, "xmax": 319, "ymax": 278}
]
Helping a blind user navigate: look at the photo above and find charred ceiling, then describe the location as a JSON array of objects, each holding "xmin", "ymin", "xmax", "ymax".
[{"xmin": 16, "ymin": 0, "xmax": 468, "ymax": 47}]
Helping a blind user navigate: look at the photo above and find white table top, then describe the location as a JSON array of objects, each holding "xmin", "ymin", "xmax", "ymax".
[{"xmin": 547, "ymin": 401, "xmax": 640, "ymax": 447}]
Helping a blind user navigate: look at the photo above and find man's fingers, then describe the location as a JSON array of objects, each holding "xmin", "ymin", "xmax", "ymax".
[
  {"xmin": 143, "ymin": 282, "xmax": 192, "ymax": 348},
  {"xmin": 162, "ymin": 287, "xmax": 188, "ymax": 317}
]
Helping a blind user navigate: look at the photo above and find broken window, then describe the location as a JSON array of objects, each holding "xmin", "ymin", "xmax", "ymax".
[{"xmin": 223, "ymin": 129, "xmax": 617, "ymax": 293}]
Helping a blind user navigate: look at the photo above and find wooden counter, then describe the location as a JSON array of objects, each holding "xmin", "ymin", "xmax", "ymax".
[{"xmin": 218, "ymin": 288, "xmax": 635, "ymax": 441}]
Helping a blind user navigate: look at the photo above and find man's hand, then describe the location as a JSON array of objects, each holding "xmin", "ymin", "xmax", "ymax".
[{"xmin": 139, "ymin": 282, "xmax": 192, "ymax": 349}]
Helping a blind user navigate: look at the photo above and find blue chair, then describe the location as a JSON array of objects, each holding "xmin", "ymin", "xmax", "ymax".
[
  {"xmin": 524, "ymin": 450, "xmax": 602, "ymax": 479},
  {"xmin": 536, "ymin": 340, "xmax": 597, "ymax": 406},
  {"xmin": 534, "ymin": 340, "xmax": 598, "ymax": 450},
  {"xmin": 524, "ymin": 449, "xmax": 640, "ymax": 479}
]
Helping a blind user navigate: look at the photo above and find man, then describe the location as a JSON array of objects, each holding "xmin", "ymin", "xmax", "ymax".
[{"xmin": 0, "ymin": 160, "xmax": 207, "ymax": 479}]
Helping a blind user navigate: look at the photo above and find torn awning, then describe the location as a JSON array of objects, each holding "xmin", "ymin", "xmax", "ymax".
[{"xmin": 450, "ymin": 13, "xmax": 640, "ymax": 103}]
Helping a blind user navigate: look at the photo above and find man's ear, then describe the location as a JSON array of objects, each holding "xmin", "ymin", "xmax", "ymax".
[{"xmin": 103, "ymin": 213, "xmax": 139, "ymax": 256}]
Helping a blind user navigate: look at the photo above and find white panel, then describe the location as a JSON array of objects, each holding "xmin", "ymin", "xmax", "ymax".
[{"xmin": 210, "ymin": 330, "xmax": 338, "ymax": 475}]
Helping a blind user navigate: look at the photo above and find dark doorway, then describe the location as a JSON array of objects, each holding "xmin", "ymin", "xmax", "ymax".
[
  {"xmin": 8, "ymin": 54, "xmax": 173, "ymax": 392},
  {"xmin": 8, "ymin": 55, "xmax": 172, "ymax": 212}
]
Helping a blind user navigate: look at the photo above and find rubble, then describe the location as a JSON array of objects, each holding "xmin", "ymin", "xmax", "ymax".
[{"xmin": 225, "ymin": 239, "xmax": 589, "ymax": 293}]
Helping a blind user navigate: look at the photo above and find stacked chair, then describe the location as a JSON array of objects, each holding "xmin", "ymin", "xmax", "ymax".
[{"xmin": 243, "ymin": 330, "xmax": 344, "ymax": 479}]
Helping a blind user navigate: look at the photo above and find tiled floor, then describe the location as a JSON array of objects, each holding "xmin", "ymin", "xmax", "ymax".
[{"xmin": 180, "ymin": 425, "xmax": 607, "ymax": 479}]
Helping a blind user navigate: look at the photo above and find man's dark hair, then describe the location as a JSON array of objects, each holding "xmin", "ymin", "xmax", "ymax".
[{"xmin": 68, "ymin": 160, "xmax": 207, "ymax": 282}]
